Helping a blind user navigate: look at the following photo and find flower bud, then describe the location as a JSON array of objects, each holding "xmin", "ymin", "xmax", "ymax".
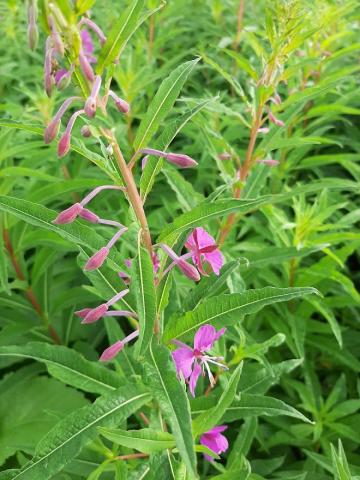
[
  {"xmin": 141, "ymin": 155, "xmax": 149, "ymax": 170},
  {"xmin": 80, "ymin": 125, "xmax": 92, "ymax": 137},
  {"xmin": 57, "ymin": 132, "xmax": 71, "ymax": 158},
  {"xmin": 99, "ymin": 341, "xmax": 124, "ymax": 361},
  {"xmin": 53, "ymin": 203, "xmax": 83, "ymax": 224},
  {"xmin": 82, "ymin": 303, "xmax": 108, "ymax": 324},
  {"xmin": 114, "ymin": 98, "xmax": 130, "ymax": 114},
  {"xmin": 165, "ymin": 153, "xmax": 198, "ymax": 168},
  {"xmin": 257, "ymin": 159, "xmax": 279, "ymax": 167},
  {"xmin": 78, "ymin": 208, "xmax": 99, "ymax": 223},
  {"xmin": 44, "ymin": 118, "xmax": 60, "ymax": 144},
  {"xmin": 55, "ymin": 68, "xmax": 72, "ymax": 90},
  {"xmin": 84, "ymin": 247, "xmax": 109, "ymax": 271},
  {"xmin": 84, "ymin": 96, "xmax": 97, "ymax": 118},
  {"xmin": 28, "ymin": 23, "xmax": 39, "ymax": 50},
  {"xmin": 75, "ymin": 308, "xmax": 92, "ymax": 318},
  {"xmin": 79, "ymin": 51, "xmax": 95, "ymax": 82},
  {"xmin": 268, "ymin": 109, "xmax": 284, "ymax": 127},
  {"xmin": 177, "ymin": 258, "xmax": 201, "ymax": 281}
]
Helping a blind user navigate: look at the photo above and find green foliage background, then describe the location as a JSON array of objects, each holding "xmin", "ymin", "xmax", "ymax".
[{"xmin": 0, "ymin": 0, "xmax": 359, "ymax": 478}]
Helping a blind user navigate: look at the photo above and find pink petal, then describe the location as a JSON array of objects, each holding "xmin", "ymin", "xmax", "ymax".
[
  {"xmin": 172, "ymin": 347, "xmax": 195, "ymax": 380},
  {"xmin": 194, "ymin": 325, "xmax": 219, "ymax": 351},
  {"xmin": 99, "ymin": 341, "xmax": 124, "ymax": 361},
  {"xmin": 200, "ymin": 428, "xmax": 229, "ymax": 460},
  {"xmin": 189, "ymin": 361, "xmax": 202, "ymax": 397},
  {"xmin": 204, "ymin": 249, "xmax": 224, "ymax": 275},
  {"xmin": 207, "ymin": 425, "xmax": 228, "ymax": 435}
]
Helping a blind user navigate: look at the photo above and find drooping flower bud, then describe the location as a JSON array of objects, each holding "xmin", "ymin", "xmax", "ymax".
[
  {"xmin": 78, "ymin": 18, "xmax": 106, "ymax": 46},
  {"xmin": 53, "ymin": 203, "xmax": 83, "ymax": 224},
  {"xmin": 58, "ymin": 109, "xmax": 85, "ymax": 158},
  {"xmin": 82, "ymin": 303, "xmax": 108, "ymax": 324},
  {"xmin": 177, "ymin": 258, "xmax": 201, "ymax": 281},
  {"xmin": 48, "ymin": 15, "xmax": 64, "ymax": 56},
  {"xmin": 257, "ymin": 159, "xmax": 279, "ymax": 167},
  {"xmin": 78, "ymin": 208, "xmax": 99, "ymax": 223},
  {"xmin": 27, "ymin": 0, "xmax": 38, "ymax": 50},
  {"xmin": 268, "ymin": 109, "xmax": 284, "ymax": 127},
  {"xmin": 108, "ymin": 90, "xmax": 130, "ymax": 114},
  {"xmin": 44, "ymin": 96, "xmax": 81, "ymax": 144},
  {"xmin": 55, "ymin": 66, "xmax": 74, "ymax": 90},
  {"xmin": 165, "ymin": 153, "xmax": 198, "ymax": 168},
  {"xmin": 99, "ymin": 341, "xmax": 124, "ymax": 361},
  {"xmin": 79, "ymin": 51, "xmax": 95, "ymax": 81},
  {"xmin": 84, "ymin": 247, "xmax": 109, "ymax": 271},
  {"xmin": 80, "ymin": 125, "xmax": 92, "ymax": 137},
  {"xmin": 84, "ymin": 75, "xmax": 102, "ymax": 118},
  {"xmin": 75, "ymin": 308, "xmax": 92, "ymax": 318}
]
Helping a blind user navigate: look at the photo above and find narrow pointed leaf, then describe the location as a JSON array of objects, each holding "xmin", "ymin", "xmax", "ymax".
[
  {"xmin": 98, "ymin": 427, "xmax": 176, "ymax": 453},
  {"xmin": 163, "ymin": 287, "xmax": 318, "ymax": 343},
  {"xmin": 134, "ymin": 58, "xmax": 200, "ymax": 153},
  {"xmin": 0, "ymin": 386, "xmax": 151, "ymax": 480}
]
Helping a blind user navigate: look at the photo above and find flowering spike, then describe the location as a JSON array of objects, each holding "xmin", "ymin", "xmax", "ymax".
[
  {"xmin": 53, "ymin": 203, "xmax": 83, "ymax": 224},
  {"xmin": 109, "ymin": 90, "xmax": 130, "ymax": 114},
  {"xmin": 78, "ymin": 208, "xmax": 99, "ymax": 223},
  {"xmin": 58, "ymin": 109, "xmax": 85, "ymax": 158},
  {"xmin": 82, "ymin": 303, "xmax": 108, "ymax": 324},
  {"xmin": 84, "ymin": 247, "xmax": 109, "ymax": 271}
]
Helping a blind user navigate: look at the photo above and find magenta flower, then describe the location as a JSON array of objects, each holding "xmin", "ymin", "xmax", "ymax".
[
  {"xmin": 185, "ymin": 228, "xmax": 224, "ymax": 276},
  {"xmin": 172, "ymin": 324, "xmax": 227, "ymax": 396},
  {"xmin": 200, "ymin": 425, "xmax": 229, "ymax": 461}
]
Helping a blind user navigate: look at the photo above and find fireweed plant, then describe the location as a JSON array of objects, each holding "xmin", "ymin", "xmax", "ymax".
[{"xmin": 0, "ymin": 0, "xmax": 359, "ymax": 479}]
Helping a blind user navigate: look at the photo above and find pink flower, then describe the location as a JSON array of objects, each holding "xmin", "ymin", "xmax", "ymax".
[
  {"xmin": 185, "ymin": 228, "xmax": 224, "ymax": 276},
  {"xmin": 172, "ymin": 324, "xmax": 227, "ymax": 396},
  {"xmin": 200, "ymin": 425, "xmax": 228, "ymax": 461}
]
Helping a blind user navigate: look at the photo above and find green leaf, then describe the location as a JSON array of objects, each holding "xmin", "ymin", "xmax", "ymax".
[
  {"xmin": 157, "ymin": 179, "xmax": 358, "ymax": 244},
  {"xmin": 132, "ymin": 238, "xmax": 157, "ymax": 358},
  {"xmin": 193, "ymin": 362, "xmax": 243, "ymax": 436},
  {"xmin": 96, "ymin": 0, "xmax": 145, "ymax": 74},
  {"xmin": 222, "ymin": 394, "xmax": 312, "ymax": 423},
  {"xmin": 143, "ymin": 341, "xmax": 197, "ymax": 478},
  {"xmin": 0, "ymin": 342, "xmax": 122, "ymax": 395},
  {"xmin": 134, "ymin": 58, "xmax": 200, "ymax": 153},
  {"xmin": 0, "ymin": 375, "xmax": 87, "ymax": 466},
  {"xmin": 163, "ymin": 287, "xmax": 318, "ymax": 343},
  {"xmin": 0, "ymin": 386, "xmax": 151, "ymax": 480},
  {"xmin": 98, "ymin": 427, "xmax": 175, "ymax": 454}
]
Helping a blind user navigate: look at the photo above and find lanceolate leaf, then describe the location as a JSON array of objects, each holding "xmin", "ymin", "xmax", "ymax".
[
  {"xmin": 157, "ymin": 180, "xmax": 358, "ymax": 244},
  {"xmin": 134, "ymin": 58, "xmax": 200, "ymax": 153},
  {"xmin": 162, "ymin": 287, "xmax": 318, "ymax": 343},
  {"xmin": 222, "ymin": 393, "xmax": 312, "ymax": 424},
  {"xmin": 0, "ymin": 386, "xmax": 151, "ymax": 480},
  {"xmin": 193, "ymin": 363, "xmax": 243, "ymax": 436},
  {"xmin": 98, "ymin": 427, "xmax": 176, "ymax": 454},
  {"xmin": 96, "ymin": 0, "xmax": 145, "ymax": 74},
  {"xmin": 132, "ymin": 238, "xmax": 157, "ymax": 358},
  {"xmin": 0, "ymin": 343, "xmax": 122, "ymax": 395},
  {"xmin": 143, "ymin": 341, "xmax": 197, "ymax": 478}
]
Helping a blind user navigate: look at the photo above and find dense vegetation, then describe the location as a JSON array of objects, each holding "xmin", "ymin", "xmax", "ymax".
[{"xmin": 0, "ymin": 0, "xmax": 359, "ymax": 478}]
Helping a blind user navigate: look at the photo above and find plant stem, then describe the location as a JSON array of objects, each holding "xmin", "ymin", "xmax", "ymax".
[
  {"xmin": 115, "ymin": 453, "xmax": 149, "ymax": 461},
  {"xmin": 109, "ymin": 132, "xmax": 153, "ymax": 254},
  {"xmin": 218, "ymin": 105, "xmax": 263, "ymax": 246},
  {"xmin": 2, "ymin": 229, "xmax": 61, "ymax": 344},
  {"xmin": 234, "ymin": 0, "xmax": 245, "ymax": 49}
]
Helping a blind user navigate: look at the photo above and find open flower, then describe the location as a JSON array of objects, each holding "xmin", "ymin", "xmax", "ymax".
[
  {"xmin": 172, "ymin": 324, "xmax": 227, "ymax": 396},
  {"xmin": 185, "ymin": 228, "xmax": 224, "ymax": 276},
  {"xmin": 200, "ymin": 425, "xmax": 229, "ymax": 461}
]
